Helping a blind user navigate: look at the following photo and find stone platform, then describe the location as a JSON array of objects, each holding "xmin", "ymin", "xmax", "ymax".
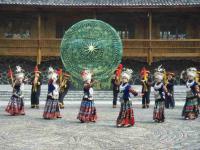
[{"xmin": 0, "ymin": 103, "xmax": 200, "ymax": 150}]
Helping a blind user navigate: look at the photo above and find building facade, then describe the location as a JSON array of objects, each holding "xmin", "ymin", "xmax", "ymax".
[
  {"xmin": 0, "ymin": 0, "xmax": 199, "ymax": 65},
  {"xmin": 0, "ymin": 0, "xmax": 200, "ymax": 86}
]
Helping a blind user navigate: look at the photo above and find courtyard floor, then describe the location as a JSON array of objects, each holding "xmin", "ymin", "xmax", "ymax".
[{"xmin": 0, "ymin": 103, "xmax": 200, "ymax": 150}]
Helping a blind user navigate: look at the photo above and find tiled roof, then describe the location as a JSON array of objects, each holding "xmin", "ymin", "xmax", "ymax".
[{"xmin": 0, "ymin": 0, "xmax": 200, "ymax": 7}]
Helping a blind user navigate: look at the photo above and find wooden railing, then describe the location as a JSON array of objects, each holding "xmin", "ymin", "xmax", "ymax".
[{"xmin": 0, "ymin": 38, "xmax": 199, "ymax": 62}]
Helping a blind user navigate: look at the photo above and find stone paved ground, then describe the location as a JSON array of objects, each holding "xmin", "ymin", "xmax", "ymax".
[{"xmin": 0, "ymin": 103, "xmax": 200, "ymax": 150}]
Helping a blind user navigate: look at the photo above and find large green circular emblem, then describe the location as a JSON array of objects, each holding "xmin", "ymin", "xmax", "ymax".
[{"xmin": 60, "ymin": 19, "xmax": 122, "ymax": 87}]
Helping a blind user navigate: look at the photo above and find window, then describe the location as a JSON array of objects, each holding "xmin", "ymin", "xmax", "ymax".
[
  {"xmin": 2, "ymin": 18, "xmax": 32, "ymax": 39},
  {"xmin": 157, "ymin": 14, "xmax": 187, "ymax": 40},
  {"xmin": 116, "ymin": 24, "xmax": 134, "ymax": 39},
  {"xmin": 56, "ymin": 21, "xmax": 78, "ymax": 38},
  {"xmin": 56, "ymin": 22, "xmax": 134, "ymax": 39},
  {"xmin": 56, "ymin": 24, "xmax": 66, "ymax": 38},
  {"xmin": 96, "ymin": 12, "xmax": 135, "ymax": 39},
  {"xmin": 160, "ymin": 25, "xmax": 186, "ymax": 39}
]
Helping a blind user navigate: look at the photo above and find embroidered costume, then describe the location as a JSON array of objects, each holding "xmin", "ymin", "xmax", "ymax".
[
  {"xmin": 77, "ymin": 69, "xmax": 97, "ymax": 123},
  {"xmin": 153, "ymin": 65, "xmax": 168, "ymax": 123},
  {"xmin": 5, "ymin": 66, "xmax": 25, "ymax": 115},
  {"xmin": 116, "ymin": 68, "xmax": 139, "ymax": 127},
  {"xmin": 182, "ymin": 67, "xmax": 199, "ymax": 120},
  {"xmin": 43, "ymin": 67, "xmax": 62, "ymax": 119},
  {"xmin": 31, "ymin": 65, "xmax": 42, "ymax": 108}
]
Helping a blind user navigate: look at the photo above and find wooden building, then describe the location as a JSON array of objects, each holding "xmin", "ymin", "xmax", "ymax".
[{"xmin": 0, "ymin": 0, "xmax": 200, "ymax": 65}]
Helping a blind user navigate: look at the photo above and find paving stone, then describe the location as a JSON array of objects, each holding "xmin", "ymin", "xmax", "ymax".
[{"xmin": 0, "ymin": 104, "xmax": 199, "ymax": 150}]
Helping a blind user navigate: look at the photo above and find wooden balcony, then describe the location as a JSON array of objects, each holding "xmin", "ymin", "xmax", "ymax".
[
  {"xmin": 123, "ymin": 39, "xmax": 200, "ymax": 57},
  {"xmin": 0, "ymin": 38, "xmax": 199, "ymax": 64}
]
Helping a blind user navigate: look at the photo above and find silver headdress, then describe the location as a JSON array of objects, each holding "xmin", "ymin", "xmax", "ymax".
[
  {"xmin": 154, "ymin": 65, "xmax": 165, "ymax": 81},
  {"xmin": 48, "ymin": 66, "xmax": 54, "ymax": 80},
  {"xmin": 15, "ymin": 66, "xmax": 24, "ymax": 79},
  {"xmin": 186, "ymin": 67, "xmax": 197, "ymax": 78},
  {"xmin": 81, "ymin": 69, "xmax": 92, "ymax": 82},
  {"xmin": 121, "ymin": 68, "xmax": 133, "ymax": 80}
]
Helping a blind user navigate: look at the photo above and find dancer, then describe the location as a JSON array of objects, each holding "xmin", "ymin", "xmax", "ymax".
[
  {"xmin": 182, "ymin": 67, "xmax": 199, "ymax": 120},
  {"xmin": 58, "ymin": 69, "xmax": 71, "ymax": 109},
  {"xmin": 111, "ymin": 64, "xmax": 123, "ymax": 108},
  {"xmin": 77, "ymin": 69, "xmax": 97, "ymax": 123},
  {"xmin": 140, "ymin": 67, "xmax": 152, "ymax": 108},
  {"xmin": 195, "ymin": 71, "xmax": 200, "ymax": 106},
  {"xmin": 153, "ymin": 65, "xmax": 168, "ymax": 123},
  {"xmin": 31, "ymin": 65, "xmax": 42, "ymax": 109},
  {"xmin": 43, "ymin": 67, "xmax": 62, "ymax": 119},
  {"xmin": 165, "ymin": 72, "xmax": 175, "ymax": 109},
  {"xmin": 116, "ymin": 68, "xmax": 142, "ymax": 127},
  {"xmin": 5, "ymin": 66, "xmax": 26, "ymax": 115}
]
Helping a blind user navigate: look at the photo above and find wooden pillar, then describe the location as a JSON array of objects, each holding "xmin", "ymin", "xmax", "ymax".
[
  {"xmin": 147, "ymin": 11, "xmax": 153, "ymax": 65},
  {"xmin": 93, "ymin": 10, "xmax": 97, "ymax": 19},
  {"xmin": 37, "ymin": 14, "xmax": 41, "ymax": 65}
]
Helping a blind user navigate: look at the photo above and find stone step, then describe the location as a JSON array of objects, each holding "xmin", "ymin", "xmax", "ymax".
[
  {"xmin": 0, "ymin": 85, "xmax": 188, "ymax": 91},
  {"xmin": 0, "ymin": 98, "xmax": 186, "ymax": 101},
  {"xmin": 0, "ymin": 96, "xmax": 186, "ymax": 101},
  {"xmin": 0, "ymin": 92, "xmax": 187, "ymax": 95},
  {"xmin": 0, "ymin": 85, "xmax": 188, "ymax": 101},
  {"xmin": 0, "ymin": 94, "xmax": 186, "ymax": 98}
]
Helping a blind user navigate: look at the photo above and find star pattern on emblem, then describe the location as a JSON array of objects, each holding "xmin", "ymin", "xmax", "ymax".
[{"xmin": 85, "ymin": 43, "xmax": 97, "ymax": 53}]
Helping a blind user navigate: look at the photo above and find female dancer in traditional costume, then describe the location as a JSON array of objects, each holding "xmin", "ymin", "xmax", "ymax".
[
  {"xmin": 43, "ymin": 67, "xmax": 62, "ymax": 119},
  {"xmin": 77, "ymin": 69, "xmax": 97, "ymax": 123},
  {"xmin": 116, "ymin": 68, "xmax": 142, "ymax": 127},
  {"xmin": 5, "ymin": 66, "xmax": 26, "ymax": 115},
  {"xmin": 182, "ymin": 67, "xmax": 199, "ymax": 120},
  {"xmin": 153, "ymin": 65, "xmax": 168, "ymax": 123}
]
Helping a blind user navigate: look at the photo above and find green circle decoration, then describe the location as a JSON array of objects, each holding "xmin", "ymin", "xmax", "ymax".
[{"xmin": 60, "ymin": 19, "xmax": 123, "ymax": 88}]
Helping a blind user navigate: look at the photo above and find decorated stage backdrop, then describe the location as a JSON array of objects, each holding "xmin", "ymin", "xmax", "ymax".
[{"xmin": 60, "ymin": 19, "xmax": 123, "ymax": 89}]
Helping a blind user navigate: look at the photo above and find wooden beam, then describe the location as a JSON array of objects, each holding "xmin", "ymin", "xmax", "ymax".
[
  {"xmin": 147, "ymin": 11, "xmax": 153, "ymax": 65},
  {"xmin": 153, "ymin": 53, "xmax": 200, "ymax": 57},
  {"xmin": 0, "ymin": 49, "xmax": 37, "ymax": 56},
  {"xmin": 1, "ymin": 49, "xmax": 199, "ymax": 57},
  {"xmin": 93, "ymin": 10, "xmax": 96, "ymax": 19},
  {"xmin": 0, "ymin": 38, "xmax": 199, "ymax": 59},
  {"xmin": 0, "ymin": 5, "xmax": 200, "ymax": 13},
  {"xmin": 123, "ymin": 50, "xmax": 148, "ymax": 57},
  {"xmin": 37, "ymin": 13, "xmax": 41, "ymax": 65}
]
